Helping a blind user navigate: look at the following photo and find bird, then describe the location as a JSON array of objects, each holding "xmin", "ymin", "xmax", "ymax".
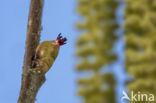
[{"xmin": 31, "ymin": 33, "xmax": 67, "ymax": 74}]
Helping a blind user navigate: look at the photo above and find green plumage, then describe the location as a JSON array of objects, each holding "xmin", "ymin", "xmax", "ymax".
[{"xmin": 34, "ymin": 41, "xmax": 60, "ymax": 73}]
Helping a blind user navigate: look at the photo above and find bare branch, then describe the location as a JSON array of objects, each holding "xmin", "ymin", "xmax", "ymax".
[{"xmin": 18, "ymin": 0, "xmax": 44, "ymax": 103}]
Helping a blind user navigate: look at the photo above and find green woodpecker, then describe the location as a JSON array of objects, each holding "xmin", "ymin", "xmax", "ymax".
[{"xmin": 32, "ymin": 33, "xmax": 67, "ymax": 74}]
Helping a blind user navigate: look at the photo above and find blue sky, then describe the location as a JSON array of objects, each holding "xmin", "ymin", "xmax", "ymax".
[{"xmin": 0, "ymin": 0, "xmax": 127, "ymax": 103}]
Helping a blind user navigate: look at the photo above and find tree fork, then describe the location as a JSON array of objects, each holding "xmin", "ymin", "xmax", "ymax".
[{"xmin": 18, "ymin": 0, "xmax": 44, "ymax": 103}]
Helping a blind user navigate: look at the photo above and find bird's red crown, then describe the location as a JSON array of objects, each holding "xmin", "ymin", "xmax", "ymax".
[{"xmin": 56, "ymin": 33, "xmax": 67, "ymax": 46}]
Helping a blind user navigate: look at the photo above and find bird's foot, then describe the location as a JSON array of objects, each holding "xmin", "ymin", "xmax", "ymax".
[{"xmin": 28, "ymin": 68, "xmax": 43, "ymax": 74}]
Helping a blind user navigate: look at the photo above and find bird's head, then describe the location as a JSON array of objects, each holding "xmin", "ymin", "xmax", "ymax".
[{"xmin": 55, "ymin": 33, "xmax": 67, "ymax": 46}]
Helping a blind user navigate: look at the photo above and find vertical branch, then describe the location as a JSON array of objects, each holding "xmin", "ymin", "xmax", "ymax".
[
  {"xmin": 18, "ymin": 0, "xmax": 44, "ymax": 103},
  {"xmin": 24, "ymin": 0, "xmax": 43, "ymax": 74}
]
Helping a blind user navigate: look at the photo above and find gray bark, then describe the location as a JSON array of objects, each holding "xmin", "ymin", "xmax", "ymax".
[{"xmin": 18, "ymin": 0, "xmax": 45, "ymax": 103}]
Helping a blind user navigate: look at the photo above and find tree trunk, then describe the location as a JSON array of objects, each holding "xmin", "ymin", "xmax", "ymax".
[{"xmin": 18, "ymin": 0, "xmax": 44, "ymax": 103}]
